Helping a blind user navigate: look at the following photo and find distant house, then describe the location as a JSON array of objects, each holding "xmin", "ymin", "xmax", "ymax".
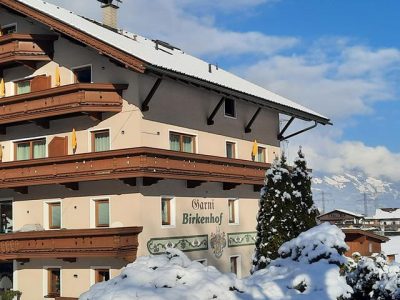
[
  {"xmin": 343, "ymin": 229, "xmax": 389, "ymax": 257},
  {"xmin": 367, "ymin": 208, "xmax": 400, "ymax": 232},
  {"xmin": 317, "ymin": 209, "xmax": 365, "ymax": 227}
]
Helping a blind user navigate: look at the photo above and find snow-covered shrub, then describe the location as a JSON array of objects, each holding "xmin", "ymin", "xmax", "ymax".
[
  {"xmin": 346, "ymin": 253, "xmax": 400, "ymax": 300},
  {"xmin": 248, "ymin": 223, "xmax": 353, "ymax": 300},
  {"xmin": 80, "ymin": 223, "xmax": 353, "ymax": 300},
  {"xmin": 79, "ymin": 248, "xmax": 248, "ymax": 300}
]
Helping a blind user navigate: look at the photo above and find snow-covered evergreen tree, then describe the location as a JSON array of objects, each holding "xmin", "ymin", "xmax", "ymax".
[
  {"xmin": 345, "ymin": 253, "xmax": 400, "ymax": 300},
  {"xmin": 291, "ymin": 147, "xmax": 318, "ymax": 236},
  {"xmin": 252, "ymin": 153, "xmax": 296, "ymax": 273}
]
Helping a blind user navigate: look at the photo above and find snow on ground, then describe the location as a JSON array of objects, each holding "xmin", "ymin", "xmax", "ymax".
[
  {"xmin": 79, "ymin": 224, "xmax": 352, "ymax": 300},
  {"xmin": 382, "ymin": 235, "xmax": 400, "ymax": 262}
]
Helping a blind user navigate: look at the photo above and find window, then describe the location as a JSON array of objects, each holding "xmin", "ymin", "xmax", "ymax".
[
  {"xmin": 230, "ymin": 256, "xmax": 239, "ymax": 275},
  {"xmin": 169, "ymin": 132, "xmax": 195, "ymax": 153},
  {"xmin": 48, "ymin": 203, "xmax": 61, "ymax": 229},
  {"xmin": 73, "ymin": 66, "xmax": 92, "ymax": 83},
  {"xmin": 161, "ymin": 197, "xmax": 172, "ymax": 226},
  {"xmin": 15, "ymin": 138, "xmax": 46, "ymax": 160},
  {"xmin": 15, "ymin": 79, "xmax": 31, "ymax": 95},
  {"xmin": 226, "ymin": 142, "xmax": 236, "ymax": 159},
  {"xmin": 95, "ymin": 269, "xmax": 110, "ymax": 283},
  {"xmin": 228, "ymin": 199, "xmax": 239, "ymax": 224},
  {"xmin": 224, "ymin": 98, "xmax": 236, "ymax": 118},
  {"xmin": 0, "ymin": 24, "xmax": 16, "ymax": 36},
  {"xmin": 257, "ymin": 147, "xmax": 266, "ymax": 163},
  {"xmin": 47, "ymin": 268, "xmax": 61, "ymax": 297},
  {"xmin": 92, "ymin": 130, "xmax": 110, "ymax": 152},
  {"xmin": 95, "ymin": 199, "xmax": 110, "ymax": 227}
]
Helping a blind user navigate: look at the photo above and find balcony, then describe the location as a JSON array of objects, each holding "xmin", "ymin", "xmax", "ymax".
[
  {"xmin": 0, "ymin": 147, "xmax": 269, "ymax": 192},
  {"xmin": 0, "ymin": 34, "xmax": 58, "ymax": 68},
  {"xmin": 0, "ymin": 83, "xmax": 128, "ymax": 129},
  {"xmin": 0, "ymin": 226, "xmax": 142, "ymax": 262}
]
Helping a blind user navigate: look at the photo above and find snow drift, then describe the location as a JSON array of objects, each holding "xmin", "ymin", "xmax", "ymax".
[{"xmin": 79, "ymin": 223, "xmax": 352, "ymax": 300}]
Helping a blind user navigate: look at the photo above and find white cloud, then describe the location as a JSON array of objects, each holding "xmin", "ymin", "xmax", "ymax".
[
  {"xmin": 236, "ymin": 45, "xmax": 400, "ymax": 120},
  {"xmin": 299, "ymin": 133, "xmax": 400, "ymax": 182}
]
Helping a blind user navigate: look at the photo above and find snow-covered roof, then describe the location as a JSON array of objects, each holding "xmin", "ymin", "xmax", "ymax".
[
  {"xmin": 319, "ymin": 209, "xmax": 364, "ymax": 218},
  {"xmin": 372, "ymin": 208, "xmax": 400, "ymax": 220},
  {"xmin": 11, "ymin": 0, "xmax": 330, "ymax": 125},
  {"xmin": 382, "ymin": 235, "xmax": 400, "ymax": 257}
]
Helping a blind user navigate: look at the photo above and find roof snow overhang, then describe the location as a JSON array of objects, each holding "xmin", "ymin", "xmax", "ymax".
[{"xmin": 0, "ymin": 0, "xmax": 332, "ymax": 129}]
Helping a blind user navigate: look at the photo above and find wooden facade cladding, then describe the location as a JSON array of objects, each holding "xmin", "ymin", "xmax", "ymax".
[
  {"xmin": 0, "ymin": 83, "xmax": 128, "ymax": 126},
  {"xmin": 0, "ymin": 33, "xmax": 57, "ymax": 68},
  {"xmin": 0, "ymin": 226, "xmax": 142, "ymax": 261},
  {"xmin": 0, "ymin": 147, "xmax": 269, "ymax": 189}
]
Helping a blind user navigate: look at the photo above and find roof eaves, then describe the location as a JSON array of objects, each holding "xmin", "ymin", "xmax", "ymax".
[{"xmin": 147, "ymin": 65, "xmax": 332, "ymax": 126}]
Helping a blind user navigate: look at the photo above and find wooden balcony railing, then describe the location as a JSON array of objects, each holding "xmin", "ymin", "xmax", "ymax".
[
  {"xmin": 0, "ymin": 226, "xmax": 142, "ymax": 261},
  {"xmin": 0, "ymin": 33, "xmax": 58, "ymax": 68},
  {"xmin": 0, "ymin": 147, "xmax": 269, "ymax": 190},
  {"xmin": 0, "ymin": 83, "xmax": 128, "ymax": 127}
]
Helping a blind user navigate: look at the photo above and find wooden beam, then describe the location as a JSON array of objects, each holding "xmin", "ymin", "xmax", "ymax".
[
  {"xmin": 207, "ymin": 97, "xmax": 225, "ymax": 125},
  {"xmin": 277, "ymin": 116, "xmax": 295, "ymax": 140},
  {"xmin": 245, "ymin": 107, "xmax": 262, "ymax": 133},
  {"xmin": 61, "ymin": 182, "xmax": 79, "ymax": 191},
  {"xmin": 61, "ymin": 257, "xmax": 77, "ymax": 263},
  {"xmin": 19, "ymin": 61, "xmax": 37, "ymax": 70},
  {"xmin": 13, "ymin": 187, "xmax": 28, "ymax": 194},
  {"xmin": 87, "ymin": 112, "xmax": 103, "ymax": 122},
  {"xmin": 121, "ymin": 178, "xmax": 137, "ymax": 187},
  {"xmin": 223, "ymin": 182, "xmax": 240, "ymax": 190},
  {"xmin": 33, "ymin": 119, "xmax": 50, "ymax": 129},
  {"xmin": 142, "ymin": 78, "xmax": 162, "ymax": 112},
  {"xmin": 143, "ymin": 177, "xmax": 162, "ymax": 187},
  {"xmin": 187, "ymin": 180, "xmax": 205, "ymax": 189}
]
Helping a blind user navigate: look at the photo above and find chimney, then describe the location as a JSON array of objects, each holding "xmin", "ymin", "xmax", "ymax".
[{"xmin": 98, "ymin": 0, "xmax": 121, "ymax": 29}]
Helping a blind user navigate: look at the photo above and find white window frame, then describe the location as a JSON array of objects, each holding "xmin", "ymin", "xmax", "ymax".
[
  {"xmin": 160, "ymin": 195, "xmax": 176, "ymax": 229},
  {"xmin": 71, "ymin": 64, "xmax": 93, "ymax": 83},
  {"xmin": 229, "ymin": 255, "xmax": 241, "ymax": 278},
  {"xmin": 256, "ymin": 144, "xmax": 268, "ymax": 163},
  {"xmin": 225, "ymin": 140, "xmax": 238, "ymax": 159},
  {"xmin": 43, "ymin": 200, "xmax": 62, "ymax": 230},
  {"xmin": 89, "ymin": 128, "xmax": 112, "ymax": 152},
  {"xmin": 224, "ymin": 98, "xmax": 237, "ymax": 119},
  {"xmin": 90, "ymin": 197, "xmax": 111, "ymax": 229},
  {"xmin": 90, "ymin": 266, "xmax": 112, "ymax": 286},
  {"xmin": 228, "ymin": 198, "xmax": 240, "ymax": 225},
  {"xmin": 11, "ymin": 135, "xmax": 48, "ymax": 161},
  {"xmin": 43, "ymin": 266, "xmax": 62, "ymax": 298},
  {"xmin": 168, "ymin": 129, "xmax": 198, "ymax": 154}
]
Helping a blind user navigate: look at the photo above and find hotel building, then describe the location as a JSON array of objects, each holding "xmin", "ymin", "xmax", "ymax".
[{"xmin": 0, "ymin": 0, "xmax": 330, "ymax": 299}]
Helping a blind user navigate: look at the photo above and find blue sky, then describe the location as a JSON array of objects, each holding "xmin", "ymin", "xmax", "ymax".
[{"xmin": 48, "ymin": 0, "xmax": 400, "ymax": 181}]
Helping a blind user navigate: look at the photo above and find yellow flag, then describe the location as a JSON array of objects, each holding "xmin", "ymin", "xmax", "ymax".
[
  {"xmin": 72, "ymin": 128, "xmax": 77, "ymax": 152},
  {"xmin": 55, "ymin": 66, "xmax": 61, "ymax": 87},
  {"xmin": 0, "ymin": 78, "xmax": 5, "ymax": 98},
  {"xmin": 252, "ymin": 140, "xmax": 258, "ymax": 158}
]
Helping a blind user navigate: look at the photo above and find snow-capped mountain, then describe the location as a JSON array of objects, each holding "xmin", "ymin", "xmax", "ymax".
[{"xmin": 312, "ymin": 171, "xmax": 400, "ymax": 216}]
